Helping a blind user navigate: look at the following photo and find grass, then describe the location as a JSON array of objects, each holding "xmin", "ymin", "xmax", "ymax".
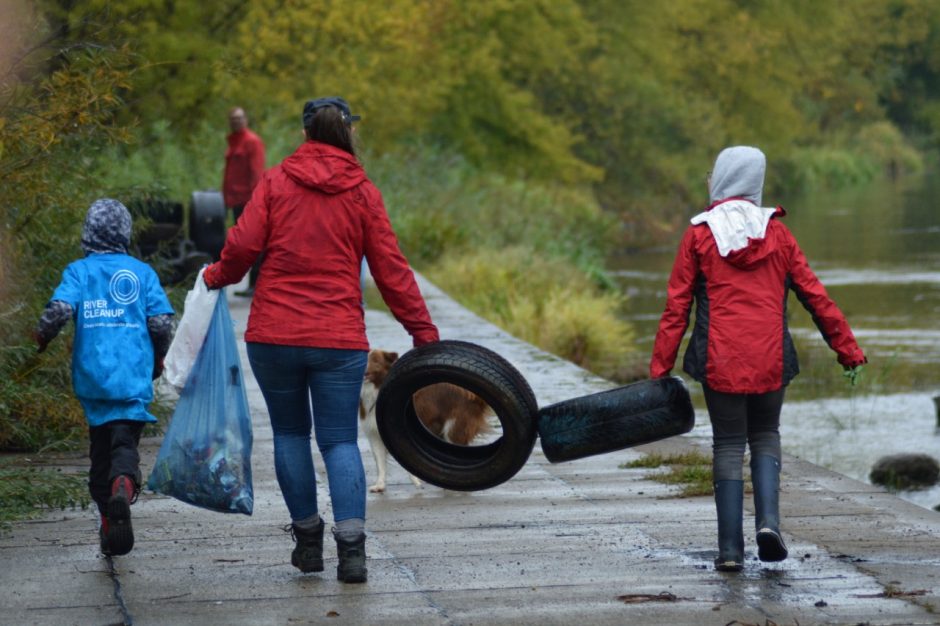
[
  {"xmin": 0, "ymin": 463, "xmax": 90, "ymax": 532},
  {"xmin": 620, "ymin": 450, "xmax": 715, "ymax": 497},
  {"xmin": 425, "ymin": 247, "xmax": 638, "ymax": 381}
]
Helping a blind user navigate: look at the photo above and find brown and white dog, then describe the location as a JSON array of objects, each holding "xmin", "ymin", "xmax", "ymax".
[{"xmin": 359, "ymin": 349, "xmax": 492, "ymax": 492}]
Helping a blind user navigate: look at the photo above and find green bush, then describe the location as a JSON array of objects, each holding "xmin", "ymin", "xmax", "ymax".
[
  {"xmin": 0, "ymin": 464, "xmax": 90, "ymax": 528},
  {"xmin": 0, "ymin": 354, "xmax": 85, "ymax": 453},
  {"xmin": 853, "ymin": 122, "xmax": 924, "ymax": 179},
  {"xmin": 775, "ymin": 122, "xmax": 922, "ymax": 193},
  {"xmin": 0, "ymin": 41, "xmax": 187, "ymax": 452},
  {"xmin": 369, "ymin": 145, "xmax": 618, "ymax": 276},
  {"xmin": 427, "ymin": 246, "xmax": 590, "ymax": 320},
  {"xmin": 507, "ymin": 287, "xmax": 635, "ymax": 378},
  {"xmin": 427, "ymin": 247, "xmax": 637, "ymax": 380},
  {"xmin": 0, "ymin": 38, "xmax": 137, "ymax": 452},
  {"xmin": 94, "ymin": 119, "xmax": 226, "ymax": 202},
  {"xmin": 786, "ymin": 146, "xmax": 880, "ymax": 191}
]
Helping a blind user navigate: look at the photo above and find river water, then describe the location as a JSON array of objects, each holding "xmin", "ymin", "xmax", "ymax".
[{"xmin": 611, "ymin": 175, "xmax": 940, "ymax": 510}]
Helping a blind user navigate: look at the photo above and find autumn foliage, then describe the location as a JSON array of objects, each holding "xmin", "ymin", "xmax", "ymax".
[{"xmin": 4, "ymin": 0, "xmax": 940, "ymax": 449}]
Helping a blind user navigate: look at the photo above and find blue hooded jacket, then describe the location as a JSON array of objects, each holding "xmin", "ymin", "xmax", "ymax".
[{"xmin": 46, "ymin": 199, "xmax": 174, "ymax": 426}]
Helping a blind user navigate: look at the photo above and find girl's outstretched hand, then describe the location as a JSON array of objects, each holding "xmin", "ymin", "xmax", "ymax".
[{"xmin": 33, "ymin": 330, "xmax": 49, "ymax": 354}]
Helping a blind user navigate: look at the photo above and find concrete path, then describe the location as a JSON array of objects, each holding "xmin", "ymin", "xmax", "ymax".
[{"xmin": 2, "ymin": 274, "xmax": 939, "ymax": 625}]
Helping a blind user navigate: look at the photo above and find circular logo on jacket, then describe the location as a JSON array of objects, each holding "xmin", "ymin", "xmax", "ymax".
[{"xmin": 109, "ymin": 269, "xmax": 140, "ymax": 305}]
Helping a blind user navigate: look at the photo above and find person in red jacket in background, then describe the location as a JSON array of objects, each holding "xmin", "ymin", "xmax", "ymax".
[
  {"xmin": 649, "ymin": 146, "xmax": 866, "ymax": 573},
  {"xmin": 222, "ymin": 106, "xmax": 266, "ymax": 295},
  {"xmin": 204, "ymin": 96, "xmax": 439, "ymax": 584}
]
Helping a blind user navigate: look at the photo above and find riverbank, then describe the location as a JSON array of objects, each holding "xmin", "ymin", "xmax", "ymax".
[{"xmin": 1, "ymin": 274, "xmax": 938, "ymax": 625}]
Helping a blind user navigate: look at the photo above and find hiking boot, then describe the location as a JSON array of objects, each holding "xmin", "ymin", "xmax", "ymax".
[
  {"xmin": 287, "ymin": 519, "xmax": 324, "ymax": 573},
  {"xmin": 334, "ymin": 531, "xmax": 367, "ymax": 583},
  {"xmin": 107, "ymin": 475, "xmax": 136, "ymax": 556}
]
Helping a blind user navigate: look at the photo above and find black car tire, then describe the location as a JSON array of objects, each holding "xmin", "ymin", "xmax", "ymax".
[
  {"xmin": 537, "ymin": 376, "xmax": 695, "ymax": 463},
  {"xmin": 375, "ymin": 340, "xmax": 538, "ymax": 491}
]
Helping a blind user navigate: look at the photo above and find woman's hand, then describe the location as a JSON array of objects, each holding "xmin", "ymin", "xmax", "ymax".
[{"xmin": 202, "ymin": 264, "xmax": 222, "ymax": 290}]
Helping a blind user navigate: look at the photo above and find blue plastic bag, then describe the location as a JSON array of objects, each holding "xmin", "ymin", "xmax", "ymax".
[{"xmin": 147, "ymin": 295, "xmax": 254, "ymax": 515}]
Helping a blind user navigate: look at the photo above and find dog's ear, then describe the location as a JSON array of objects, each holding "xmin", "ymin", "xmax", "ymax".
[{"xmin": 385, "ymin": 351, "xmax": 399, "ymax": 364}]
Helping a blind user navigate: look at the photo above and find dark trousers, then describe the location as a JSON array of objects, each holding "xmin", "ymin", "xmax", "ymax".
[
  {"xmin": 88, "ymin": 420, "xmax": 145, "ymax": 514},
  {"xmin": 702, "ymin": 386, "xmax": 785, "ymax": 481},
  {"xmin": 231, "ymin": 203, "xmax": 263, "ymax": 288}
]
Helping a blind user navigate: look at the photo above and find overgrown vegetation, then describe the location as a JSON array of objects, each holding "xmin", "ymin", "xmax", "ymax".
[
  {"xmin": 426, "ymin": 247, "xmax": 638, "ymax": 379},
  {"xmin": 0, "ymin": 463, "xmax": 90, "ymax": 528},
  {"xmin": 0, "ymin": 5, "xmax": 192, "ymax": 452},
  {"xmin": 0, "ymin": 7, "xmax": 135, "ymax": 450}
]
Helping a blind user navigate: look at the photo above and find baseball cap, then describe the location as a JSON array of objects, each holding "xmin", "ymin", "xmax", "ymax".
[{"xmin": 302, "ymin": 97, "xmax": 361, "ymax": 127}]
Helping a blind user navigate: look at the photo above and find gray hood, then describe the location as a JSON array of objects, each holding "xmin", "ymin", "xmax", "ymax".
[
  {"xmin": 709, "ymin": 146, "xmax": 765, "ymax": 206},
  {"xmin": 81, "ymin": 198, "xmax": 132, "ymax": 255}
]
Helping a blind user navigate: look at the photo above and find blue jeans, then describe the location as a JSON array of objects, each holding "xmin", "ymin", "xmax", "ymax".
[{"xmin": 246, "ymin": 343, "xmax": 367, "ymax": 522}]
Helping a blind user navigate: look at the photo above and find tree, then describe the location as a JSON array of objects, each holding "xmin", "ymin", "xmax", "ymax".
[
  {"xmin": 225, "ymin": 0, "xmax": 601, "ymax": 181},
  {"xmin": 1, "ymin": 1, "xmax": 135, "ymax": 449}
]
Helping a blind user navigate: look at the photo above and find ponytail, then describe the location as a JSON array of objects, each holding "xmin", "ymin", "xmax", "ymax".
[{"xmin": 304, "ymin": 107, "xmax": 357, "ymax": 157}]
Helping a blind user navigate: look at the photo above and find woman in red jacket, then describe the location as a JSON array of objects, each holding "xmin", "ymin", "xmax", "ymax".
[
  {"xmin": 650, "ymin": 146, "xmax": 866, "ymax": 572},
  {"xmin": 204, "ymin": 97, "xmax": 439, "ymax": 583}
]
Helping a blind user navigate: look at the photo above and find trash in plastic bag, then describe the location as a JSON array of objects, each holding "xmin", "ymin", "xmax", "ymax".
[
  {"xmin": 163, "ymin": 268, "xmax": 219, "ymax": 392},
  {"xmin": 147, "ymin": 294, "xmax": 253, "ymax": 515}
]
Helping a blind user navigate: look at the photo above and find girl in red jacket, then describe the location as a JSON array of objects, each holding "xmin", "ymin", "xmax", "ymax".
[
  {"xmin": 650, "ymin": 146, "xmax": 866, "ymax": 572},
  {"xmin": 204, "ymin": 97, "xmax": 439, "ymax": 583}
]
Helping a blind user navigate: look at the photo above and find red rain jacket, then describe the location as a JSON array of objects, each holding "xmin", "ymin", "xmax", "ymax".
[
  {"xmin": 650, "ymin": 204, "xmax": 865, "ymax": 393},
  {"xmin": 205, "ymin": 140, "xmax": 439, "ymax": 350},
  {"xmin": 222, "ymin": 128, "xmax": 266, "ymax": 207}
]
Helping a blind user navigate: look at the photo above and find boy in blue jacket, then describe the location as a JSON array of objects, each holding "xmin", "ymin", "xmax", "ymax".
[{"xmin": 35, "ymin": 199, "xmax": 175, "ymax": 556}]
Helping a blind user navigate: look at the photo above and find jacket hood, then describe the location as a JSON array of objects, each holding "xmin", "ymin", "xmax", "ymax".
[
  {"xmin": 709, "ymin": 146, "xmax": 765, "ymax": 206},
  {"xmin": 281, "ymin": 140, "xmax": 366, "ymax": 194},
  {"xmin": 81, "ymin": 198, "xmax": 131, "ymax": 255},
  {"xmin": 724, "ymin": 224, "xmax": 776, "ymax": 269}
]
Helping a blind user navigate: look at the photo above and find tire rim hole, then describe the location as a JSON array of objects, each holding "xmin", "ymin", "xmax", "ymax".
[{"xmin": 411, "ymin": 382, "xmax": 502, "ymax": 448}]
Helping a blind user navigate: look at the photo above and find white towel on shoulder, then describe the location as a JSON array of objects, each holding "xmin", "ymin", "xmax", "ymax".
[{"xmin": 690, "ymin": 200, "xmax": 776, "ymax": 257}]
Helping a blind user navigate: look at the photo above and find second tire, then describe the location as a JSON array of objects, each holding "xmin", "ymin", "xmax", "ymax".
[{"xmin": 537, "ymin": 376, "xmax": 695, "ymax": 463}]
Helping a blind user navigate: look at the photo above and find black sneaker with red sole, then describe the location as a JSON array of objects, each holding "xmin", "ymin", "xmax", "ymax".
[{"xmin": 107, "ymin": 476, "xmax": 135, "ymax": 556}]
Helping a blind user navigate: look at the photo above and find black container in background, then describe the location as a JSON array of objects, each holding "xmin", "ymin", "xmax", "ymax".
[{"xmin": 190, "ymin": 190, "xmax": 227, "ymax": 262}]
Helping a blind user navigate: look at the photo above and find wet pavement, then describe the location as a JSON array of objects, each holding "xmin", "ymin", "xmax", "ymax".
[{"xmin": 2, "ymin": 273, "xmax": 939, "ymax": 625}]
